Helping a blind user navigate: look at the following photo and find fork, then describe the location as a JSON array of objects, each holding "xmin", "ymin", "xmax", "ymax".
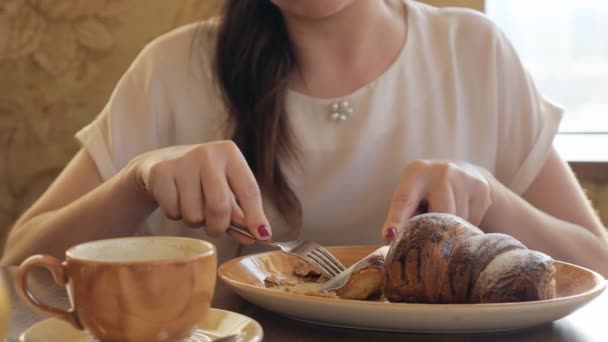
[{"xmin": 227, "ymin": 223, "xmax": 347, "ymax": 278}]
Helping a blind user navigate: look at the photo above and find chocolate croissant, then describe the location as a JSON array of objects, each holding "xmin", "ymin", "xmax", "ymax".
[{"xmin": 383, "ymin": 213, "xmax": 556, "ymax": 304}]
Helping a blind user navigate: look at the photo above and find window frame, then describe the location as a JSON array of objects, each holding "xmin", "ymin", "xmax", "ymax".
[{"xmin": 423, "ymin": 0, "xmax": 608, "ymax": 168}]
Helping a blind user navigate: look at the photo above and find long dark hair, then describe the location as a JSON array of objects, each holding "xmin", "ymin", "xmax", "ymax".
[{"xmin": 214, "ymin": 1, "xmax": 301, "ymax": 228}]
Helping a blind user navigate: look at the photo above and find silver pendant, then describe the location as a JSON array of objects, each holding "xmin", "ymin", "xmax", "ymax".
[{"xmin": 329, "ymin": 99, "xmax": 353, "ymax": 122}]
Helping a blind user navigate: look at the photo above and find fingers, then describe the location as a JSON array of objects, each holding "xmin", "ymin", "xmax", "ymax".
[
  {"xmin": 226, "ymin": 151, "xmax": 271, "ymax": 240},
  {"xmin": 457, "ymin": 197, "xmax": 470, "ymax": 223},
  {"xmin": 147, "ymin": 163, "xmax": 181, "ymax": 220},
  {"xmin": 468, "ymin": 183, "xmax": 492, "ymax": 226},
  {"xmin": 175, "ymin": 167, "xmax": 205, "ymax": 227},
  {"xmin": 383, "ymin": 161, "xmax": 494, "ymax": 242},
  {"xmin": 468, "ymin": 198, "xmax": 484, "ymax": 226},
  {"xmin": 382, "ymin": 165, "xmax": 426, "ymax": 240},
  {"xmin": 230, "ymin": 192, "xmax": 246, "ymax": 225},
  {"xmin": 173, "ymin": 164, "xmax": 257, "ymax": 244},
  {"xmin": 200, "ymin": 165, "xmax": 233, "ymax": 238},
  {"xmin": 228, "ymin": 194, "xmax": 256, "ymax": 245},
  {"xmin": 196, "ymin": 141, "xmax": 270, "ymax": 241},
  {"xmin": 228, "ymin": 230, "xmax": 256, "ymax": 245},
  {"xmin": 141, "ymin": 142, "xmax": 270, "ymax": 244},
  {"xmin": 453, "ymin": 168, "xmax": 492, "ymax": 226},
  {"xmin": 451, "ymin": 179, "xmax": 470, "ymax": 223},
  {"xmin": 427, "ymin": 179, "xmax": 456, "ymax": 215}
]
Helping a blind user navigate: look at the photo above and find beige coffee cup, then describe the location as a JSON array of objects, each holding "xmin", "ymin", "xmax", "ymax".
[{"xmin": 17, "ymin": 237, "xmax": 217, "ymax": 341}]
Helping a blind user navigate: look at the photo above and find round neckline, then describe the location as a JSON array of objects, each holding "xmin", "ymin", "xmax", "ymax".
[{"xmin": 287, "ymin": 0, "xmax": 414, "ymax": 104}]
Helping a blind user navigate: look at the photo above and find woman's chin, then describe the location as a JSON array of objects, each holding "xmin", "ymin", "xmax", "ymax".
[{"xmin": 271, "ymin": 0, "xmax": 355, "ymax": 20}]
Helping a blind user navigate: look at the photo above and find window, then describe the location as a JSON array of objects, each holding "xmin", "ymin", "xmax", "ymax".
[{"xmin": 486, "ymin": 0, "xmax": 608, "ymax": 133}]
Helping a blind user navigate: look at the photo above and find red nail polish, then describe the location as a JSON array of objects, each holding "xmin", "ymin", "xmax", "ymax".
[
  {"xmin": 258, "ymin": 225, "xmax": 270, "ymax": 238},
  {"xmin": 385, "ymin": 227, "xmax": 397, "ymax": 240}
]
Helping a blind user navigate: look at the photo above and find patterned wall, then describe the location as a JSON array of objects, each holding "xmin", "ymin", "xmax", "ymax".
[
  {"xmin": 0, "ymin": 0, "xmax": 222, "ymax": 243},
  {"xmin": 0, "ymin": 0, "xmax": 605, "ymax": 249}
]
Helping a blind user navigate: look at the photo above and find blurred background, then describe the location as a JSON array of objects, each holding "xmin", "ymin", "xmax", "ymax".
[
  {"xmin": 487, "ymin": 0, "xmax": 608, "ymax": 133},
  {"xmin": 0, "ymin": 0, "xmax": 606, "ymax": 253}
]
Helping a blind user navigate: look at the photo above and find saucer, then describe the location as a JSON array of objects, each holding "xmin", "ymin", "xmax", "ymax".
[{"xmin": 19, "ymin": 308, "xmax": 263, "ymax": 342}]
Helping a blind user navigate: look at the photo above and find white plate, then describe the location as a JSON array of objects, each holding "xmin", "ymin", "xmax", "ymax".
[
  {"xmin": 19, "ymin": 308, "xmax": 263, "ymax": 342},
  {"xmin": 218, "ymin": 246, "xmax": 607, "ymax": 333}
]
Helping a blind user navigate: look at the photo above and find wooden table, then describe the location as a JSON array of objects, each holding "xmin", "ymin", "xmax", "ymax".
[{"xmin": 3, "ymin": 267, "xmax": 606, "ymax": 342}]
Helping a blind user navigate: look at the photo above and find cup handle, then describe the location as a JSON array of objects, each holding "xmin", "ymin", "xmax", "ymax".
[{"xmin": 16, "ymin": 255, "xmax": 82, "ymax": 330}]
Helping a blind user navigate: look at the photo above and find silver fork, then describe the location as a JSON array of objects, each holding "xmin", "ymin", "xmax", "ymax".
[{"xmin": 227, "ymin": 224, "xmax": 347, "ymax": 278}]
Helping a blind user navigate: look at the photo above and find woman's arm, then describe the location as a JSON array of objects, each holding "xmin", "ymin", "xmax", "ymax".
[
  {"xmin": 1, "ymin": 149, "xmax": 158, "ymax": 265},
  {"xmin": 482, "ymin": 147, "xmax": 608, "ymax": 276},
  {"xmin": 2, "ymin": 141, "xmax": 271, "ymax": 266},
  {"xmin": 382, "ymin": 148, "xmax": 608, "ymax": 277}
]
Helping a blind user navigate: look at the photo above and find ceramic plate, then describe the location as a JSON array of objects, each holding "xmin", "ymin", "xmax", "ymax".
[
  {"xmin": 19, "ymin": 308, "xmax": 263, "ymax": 342},
  {"xmin": 218, "ymin": 246, "xmax": 607, "ymax": 333}
]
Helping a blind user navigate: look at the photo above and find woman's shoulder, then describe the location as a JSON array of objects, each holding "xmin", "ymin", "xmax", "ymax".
[
  {"xmin": 408, "ymin": 1, "xmax": 504, "ymax": 49},
  {"xmin": 129, "ymin": 18, "xmax": 220, "ymax": 79},
  {"xmin": 148, "ymin": 18, "xmax": 219, "ymax": 53}
]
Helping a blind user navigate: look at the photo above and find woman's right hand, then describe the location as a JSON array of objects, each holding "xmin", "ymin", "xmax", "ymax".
[{"xmin": 127, "ymin": 140, "xmax": 270, "ymax": 244}]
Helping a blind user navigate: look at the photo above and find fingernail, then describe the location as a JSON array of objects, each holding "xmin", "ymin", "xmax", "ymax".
[
  {"xmin": 258, "ymin": 225, "xmax": 270, "ymax": 238},
  {"xmin": 384, "ymin": 227, "xmax": 397, "ymax": 241}
]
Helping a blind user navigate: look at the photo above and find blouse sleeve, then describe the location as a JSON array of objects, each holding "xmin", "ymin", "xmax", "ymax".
[
  {"xmin": 75, "ymin": 40, "xmax": 172, "ymax": 181},
  {"xmin": 490, "ymin": 24, "xmax": 563, "ymax": 195}
]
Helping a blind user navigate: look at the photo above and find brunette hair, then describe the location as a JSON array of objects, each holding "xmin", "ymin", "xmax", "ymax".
[{"xmin": 214, "ymin": 1, "xmax": 301, "ymax": 228}]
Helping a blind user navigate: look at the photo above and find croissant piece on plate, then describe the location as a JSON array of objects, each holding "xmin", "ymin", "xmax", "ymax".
[
  {"xmin": 383, "ymin": 213, "xmax": 556, "ymax": 304},
  {"xmin": 319, "ymin": 246, "xmax": 387, "ymax": 300}
]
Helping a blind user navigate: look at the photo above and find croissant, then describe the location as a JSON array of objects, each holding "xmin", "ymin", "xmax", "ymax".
[
  {"xmin": 383, "ymin": 213, "xmax": 556, "ymax": 304},
  {"xmin": 320, "ymin": 247, "xmax": 386, "ymax": 300}
]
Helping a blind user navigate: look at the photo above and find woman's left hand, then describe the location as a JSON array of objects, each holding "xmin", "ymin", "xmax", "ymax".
[{"xmin": 382, "ymin": 160, "xmax": 495, "ymax": 241}]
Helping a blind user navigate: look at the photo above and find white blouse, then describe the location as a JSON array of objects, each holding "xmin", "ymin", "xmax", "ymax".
[{"xmin": 76, "ymin": 0, "xmax": 562, "ymax": 264}]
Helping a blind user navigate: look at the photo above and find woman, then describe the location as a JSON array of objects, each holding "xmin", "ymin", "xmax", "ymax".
[{"xmin": 3, "ymin": 0, "xmax": 608, "ymax": 275}]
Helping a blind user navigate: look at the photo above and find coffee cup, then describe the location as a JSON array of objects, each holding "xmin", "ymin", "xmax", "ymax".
[{"xmin": 17, "ymin": 236, "xmax": 216, "ymax": 341}]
